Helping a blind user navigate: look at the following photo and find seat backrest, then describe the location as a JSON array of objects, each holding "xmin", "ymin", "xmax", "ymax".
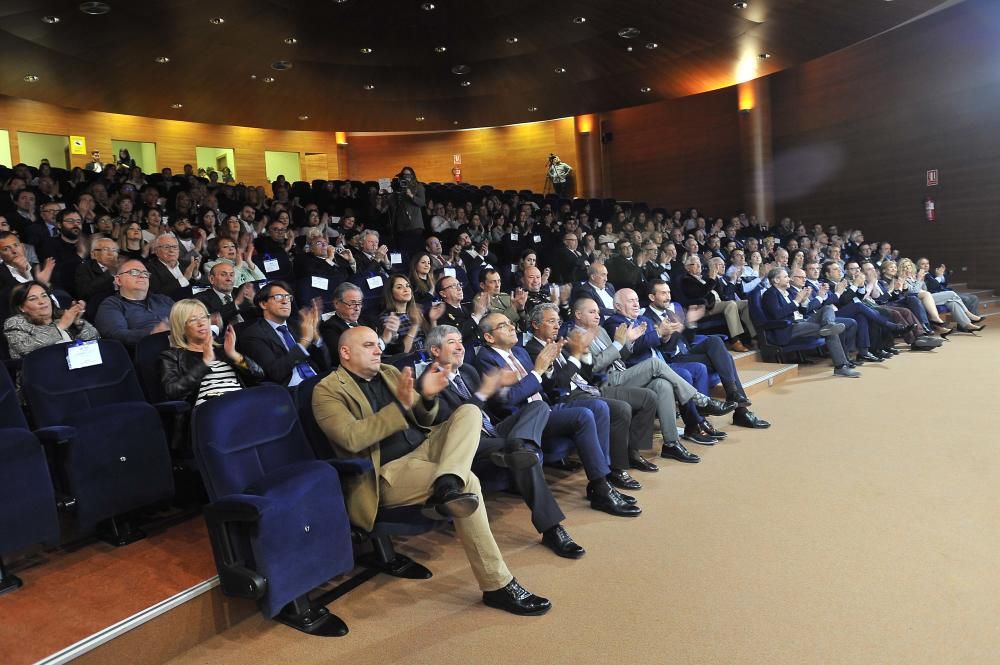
[
  {"xmin": 21, "ymin": 340, "xmax": 145, "ymax": 427},
  {"xmin": 747, "ymin": 286, "xmax": 768, "ymax": 328},
  {"xmin": 192, "ymin": 385, "xmax": 317, "ymax": 500},
  {"xmin": 293, "ymin": 375, "xmax": 335, "ymax": 461},
  {"xmin": 0, "ymin": 365, "xmax": 28, "ymax": 429},
  {"xmin": 134, "ymin": 331, "xmax": 171, "ymax": 403}
]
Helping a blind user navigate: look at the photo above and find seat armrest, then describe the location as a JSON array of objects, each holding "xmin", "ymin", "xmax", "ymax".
[
  {"xmin": 153, "ymin": 400, "xmax": 192, "ymax": 415},
  {"xmin": 205, "ymin": 495, "xmax": 268, "ymax": 524},
  {"xmin": 34, "ymin": 425, "xmax": 76, "ymax": 446},
  {"xmin": 759, "ymin": 319, "xmax": 793, "ymax": 331},
  {"xmin": 327, "ymin": 457, "xmax": 374, "ymax": 475}
]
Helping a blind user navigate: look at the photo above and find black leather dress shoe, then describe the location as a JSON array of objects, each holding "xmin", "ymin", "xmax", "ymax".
[
  {"xmin": 544, "ymin": 458, "xmax": 584, "ymax": 472},
  {"xmin": 607, "ymin": 469, "xmax": 642, "ymax": 491},
  {"xmin": 700, "ymin": 422, "xmax": 727, "ymax": 439},
  {"xmin": 588, "ymin": 480, "xmax": 642, "ymax": 517},
  {"xmin": 482, "ymin": 578, "xmax": 552, "ymax": 616},
  {"xmin": 660, "ymin": 442, "xmax": 700, "ymax": 463},
  {"xmin": 628, "ymin": 453, "xmax": 659, "ymax": 473},
  {"xmin": 859, "ymin": 351, "xmax": 882, "ymax": 363},
  {"xmin": 490, "ymin": 444, "xmax": 540, "ymax": 471},
  {"xmin": 541, "ymin": 525, "xmax": 586, "ymax": 559},
  {"xmin": 585, "ymin": 485, "xmax": 637, "ymax": 504},
  {"xmin": 886, "ymin": 347, "xmax": 901, "ymax": 355},
  {"xmin": 733, "ymin": 410, "xmax": 771, "ymax": 429},
  {"xmin": 877, "ymin": 349, "xmax": 894, "ymax": 359},
  {"xmin": 421, "ymin": 489, "xmax": 479, "ymax": 520},
  {"xmin": 694, "ymin": 396, "xmax": 738, "ymax": 417},
  {"xmin": 682, "ymin": 428, "xmax": 718, "ymax": 446}
]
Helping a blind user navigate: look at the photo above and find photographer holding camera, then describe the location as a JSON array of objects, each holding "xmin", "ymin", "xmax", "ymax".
[
  {"xmin": 388, "ymin": 165, "xmax": 427, "ymax": 262},
  {"xmin": 547, "ymin": 154, "xmax": 573, "ymax": 199}
]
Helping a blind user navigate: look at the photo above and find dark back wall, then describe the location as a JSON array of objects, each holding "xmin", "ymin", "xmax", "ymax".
[{"xmin": 769, "ymin": 0, "xmax": 1000, "ymax": 286}]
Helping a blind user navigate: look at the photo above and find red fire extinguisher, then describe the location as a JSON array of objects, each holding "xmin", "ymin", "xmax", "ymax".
[
  {"xmin": 452, "ymin": 166, "xmax": 462, "ymax": 183},
  {"xmin": 925, "ymin": 195, "xmax": 936, "ymax": 222}
]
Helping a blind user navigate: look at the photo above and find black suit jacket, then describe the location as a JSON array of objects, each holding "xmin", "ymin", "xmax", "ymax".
[
  {"xmin": 680, "ymin": 272, "xmax": 717, "ymax": 308},
  {"xmin": 75, "ymin": 259, "xmax": 116, "ymax": 320},
  {"xmin": 433, "ymin": 364, "xmax": 490, "ymax": 423},
  {"xmin": 441, "ymin": 302, "xmax": 483, "ymax": 347},
  {"xmin": 194, "ymin": 289, "xmax": 256, "ymax": 330},
  {"xmin": 235, "ymin": 317, "xmax": 330, "ymax": 385},
  {"xmin": 147, "ymin": 258, "xmax": 193, "ymax": 300},
  {"xmin": 606, "ymin": 255, "xmax": 646, "ymax": 296},
  {"xmin": 550, "ymin": 246, "xmax": 589, "ymax": 284},
  {"xmin": 317, "ymin": 314, "xmax": 373, "ymax": 367},
  {"xmin": 523, "ymin": 335, "xmax": 587, "ymax": 403}
]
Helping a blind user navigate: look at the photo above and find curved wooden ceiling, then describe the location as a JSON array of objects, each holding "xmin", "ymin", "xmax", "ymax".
[{"xmin": 0, "ymin": 0, "xmax": 955, "ymax": 132}]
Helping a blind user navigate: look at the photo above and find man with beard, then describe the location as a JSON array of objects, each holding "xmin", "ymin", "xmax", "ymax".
[{"xmin": 37, "ymin": 209, "xmax": 85, "ymax": 296}]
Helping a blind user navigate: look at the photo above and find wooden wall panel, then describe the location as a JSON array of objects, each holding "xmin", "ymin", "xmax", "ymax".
[
  {"xmin": 598, "ymin": 88, "xmax": 743, "ymax": 214},
  {"xmin": 769, "ymin": 0, "xmax": 1000, "ymax": 287},
  {"xmin": 0, "ymin": 96, "xmax": 341, "ymax": 189},
  {"xmin": 345, "ymin": 119, "xmax": 578, "ymax": 192}
]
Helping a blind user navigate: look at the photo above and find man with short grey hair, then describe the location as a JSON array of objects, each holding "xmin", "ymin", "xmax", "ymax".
[{"xmin": 351, "ymin": 229, "xmax": 392, "ymax": 277}]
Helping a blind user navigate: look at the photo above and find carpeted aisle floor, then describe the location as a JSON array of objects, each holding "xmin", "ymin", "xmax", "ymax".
[{"xmin": 167, "ymin": 329, "xmax": 1000, "ymax": 665}]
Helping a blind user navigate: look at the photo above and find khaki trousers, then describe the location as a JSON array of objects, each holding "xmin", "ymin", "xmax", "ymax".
[
  {"xmin": 379, "ymin": 404, "xmax": 512, "ymax": 592},
  {"xmin": 708, "ymin": 299, "xmax": 756, "ymax": 339}
]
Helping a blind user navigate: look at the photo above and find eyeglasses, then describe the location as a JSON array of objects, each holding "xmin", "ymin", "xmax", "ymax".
[
  {"xmin": 268, "ymin": 293, "xmax": 294, "ymax": 303},
  {"xmin": 158, "ymin": 244, "xmax": 180, "ymax": 251},
  {"xmin": 94, "ymin": 248, "xmax": 119, "ymax": 254},
  {"xmin": 118, "ymin": 268, "xmax": 151, "ymax": 278},
  {"xmin": 338, "ymin": 300, "xmax": 363, "ymax": 309},
  {"xmin": 187, "ymin": 315, "xmax": 210, "ymax": 325},
  {"xmin": 491, "ymin": 322, "xmax": 515, "ymax": 332},
  {"xmin": 440, "ymin": 283, "xmax": 462, "ymax": 291}
]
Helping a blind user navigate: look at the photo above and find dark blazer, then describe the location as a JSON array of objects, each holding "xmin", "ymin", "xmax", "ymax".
[
  {"xmin": 680, "ymin": 272, "xmax": 718, "ymax": 308},
  {"xmin": 350, "ymin": 249, "xmax": 390, "ymax": 279},
  {"xmin": 570, "ymin": 282, "xmax": 616, "ymax": 317},
  {"xmin": 523, "ymin": 334, "xmax": 585, "ymax": 403},
  {"xmin": 147, "ymin": 258, "xmax": 193, "ymax": 300},
  {"xmin": 643, "ymin": 302, "xmax": 691, "ymax": 356},
  {"xmin": 157, "ymin": 347, "xmax": 264, "ymax": 404},
  {"xmin": 253, "ymin": 237, "xmax": 294, "ymax": 281},
  {"xmin": 606, "ymin": 255, "xmax": 645, "ymax": 296},
  {"xmin": 193, "ymin": 289, "xmax": 256, "ymax": 330},
  {"xmin": 441, "ymin": 302, "xmax": 483, "ymax": 348},
  {"xmin": 37, "ymin": 237, "xmax": 82, "ymax": 296},
  {"xmin": 434, "ymin": 364, "xmax": 490, "ymax": 421},
  {"xmin": 549, "ymin": 246, "xmax": 589, "ymax": 284},
  {"xmin": 318, "ymin": 314, "xmax": 375, "ymax": 367},
  {"xmin": 603, "ymin": 312, "xmax": 662, "ymax": 366},
  {"xmin": 236, "ymin": 317, "xmax": 330, "ymax": 386},
  {"xmin": 474, "ymin": 345, "xmax": 545, "ymax": 419},
  {"xmin": 74, "ymin": 259, "xmax": 116, "ymax": 320},
  {"xmin": 760, "ymin": 286, "xmax": 807, "ymax": 345}
]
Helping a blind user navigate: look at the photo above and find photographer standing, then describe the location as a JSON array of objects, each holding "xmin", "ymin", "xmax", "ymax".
[
  {"xmin": 547, "ymin": 155, "xmax": 573, "ymax": 198},
  {"xmin": 387, "ymin": 165, "xmax": 426, "ymax": 262}
]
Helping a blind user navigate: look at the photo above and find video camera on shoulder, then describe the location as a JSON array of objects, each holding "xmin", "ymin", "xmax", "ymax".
[{"xmin": 391, "ymin": 171, "xmax": 412, "ymax": 193}]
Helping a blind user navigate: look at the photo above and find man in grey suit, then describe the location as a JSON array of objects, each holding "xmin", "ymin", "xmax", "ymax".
[{"xmin": 569, "ymin": 295, "xmax": 736, "ymax": 464}]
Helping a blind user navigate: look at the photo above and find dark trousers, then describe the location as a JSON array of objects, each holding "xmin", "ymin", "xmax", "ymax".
[
  {"xmin": 478, "ymin": 401, "xmax": 564, "ymax": 534},
  {"xmin": 839, "ymin": 303, "xmax": 894, "ymax": 352},
  {"xmin": 674, "ymin": 335, "xmax": 748, "ymax": 402},
  {"xmin": 568, "ymin": 387, "xmax": 656, "ymax": 468},
  {"xmin": 547, "ymin": 401, "xmax": 611, "ymax": 481}
]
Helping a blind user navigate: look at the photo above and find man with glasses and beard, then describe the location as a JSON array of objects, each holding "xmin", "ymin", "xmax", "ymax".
[{"xmin": 37, "ymin": 209, "xmax": 84, "ymax": 296}]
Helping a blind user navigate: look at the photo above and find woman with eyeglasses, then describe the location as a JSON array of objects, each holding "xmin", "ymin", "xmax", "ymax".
[
  {"xmin": 377, "ymin": 274, "xmax": 444, "ymax": 354},
  {"xmin": 4, "ymin": 281, "xmax": 98, "ymax": 359},
  {"xmin": 158, "ymin": 299, "xmax": 263, "ymax": 406}
]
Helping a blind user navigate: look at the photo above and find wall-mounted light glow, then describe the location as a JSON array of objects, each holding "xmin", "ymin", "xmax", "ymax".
[
  {"xmin": 735, "ymin": 55, "xmax": 758, "ymax": 84},
  {"xmin": 738, "ymin": 82, "xmax": 755, "ymax": 111},
  {"xmin": 335, "ymin": 131, "xmax": 348, "ymax": 145},
  {"xmin": 576, "ymin": 114, "xmax": 595, "ymax": 133}
]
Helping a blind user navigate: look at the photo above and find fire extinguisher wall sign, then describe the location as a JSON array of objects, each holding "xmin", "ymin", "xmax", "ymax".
[{"xmin": 925, "ymin": 195, "xmax": 936, "ymax": 222}]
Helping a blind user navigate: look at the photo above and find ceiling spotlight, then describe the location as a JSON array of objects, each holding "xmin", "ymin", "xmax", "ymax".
[
  {"xmin": 434, "ymin": 45, "xmax": 447, "ymax": 53},
  {"xmin": 333, "ymin": 0, "xmax": 349, "ymax": 3},
  {"xmin": 209, "ymin": 16, "xmax": 225, "ymax": 25},
  {"xmin": 758, "ymin": 52, "xmax": 772, "ymax": 59},
  {"xmin": 271, "ymin": 60, "xmax": 293, "ymax": 70},
  {"xmin": 360, "ymin": 47, "xmax": 373, "ymax": 54},
  {"xmin": 528, "ymin": 106, "xmax": 538, "ymax": 112},
  {"xmin": 460, "ymin": 80, "xmax": 471, "ymax": 87},
  {"xmin": 415, "ymin": 116, "xmax": 426, "ymax": 122},
  {"xmin": 572, "ymin": 16, "xmax": 586, "ymax": 24},
  {"xmin": 640, "ymin": 86, "xmax": 652, "ymax": 93},
  {"xmin": 155, "ymin": 56, "xmax": 170, "ymax": 64},
  {"xmin": 553, "ymin": 67, "xmax": 566, "ymax": 74},
  {"xmin": 23, "ymin": 74, "xmax": 39, "ymax": 83},
  {"xmin": 363, "ymin": 83, "xmax": 375, "ymax": 90},
  {"xmin": 506, "ymin": 36, "xmax": 519, "ymax": 44},
  {"xmin": 284, "ymin": 37, "xmax": 298, "ymax": 45},
  {"xmin": 451, "ymin": 64, "xmax": 471, "ymax": 75},
  {"xmin": 618, "ymin": 27, "xmax": 640, "ymax": 39},
  {"xmin": 170, "ymin": 103, "xmax": 183, "ymax": 109},
  {"xmin": 626, "ymin": 46, "xmax": 633, "ymax": 52},
  {"xmin": 645, "ymin": 42, "xmax": 659, "ymax": 49},
  {"xmin": 42, "ymin": 15, "xmax": 60, "ymax": 23},
  {"xmin": 298, "ymin": 115, "xmax": 310, "ymax": 120},
  {"xmin": 733, "ymin": 1, "xmax": 748, "ymax": 8},
  {"xmin": 79, "ymin": 2, "xmax": 111, "ymax": 15},
  {"xmin": 453, "ymin": 120, "xmax": 459, "ymax": 125},
  {"xmin": 421, "ymin": 2, "xmax": 436, "ymax": 10},
  {"xmin": 262, "ymin": 76, "xmax": 275, "ymax": 83}
]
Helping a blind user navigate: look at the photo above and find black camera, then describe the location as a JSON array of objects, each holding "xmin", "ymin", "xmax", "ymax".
[{"xmin": 391, "ymin": 172, "xmax": 412, "ymax": 193}]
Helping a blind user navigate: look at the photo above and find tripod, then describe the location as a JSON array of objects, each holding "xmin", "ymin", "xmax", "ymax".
[{"xmin": 542, "ymin": 157, "xmax": 555, "ymax": 196}]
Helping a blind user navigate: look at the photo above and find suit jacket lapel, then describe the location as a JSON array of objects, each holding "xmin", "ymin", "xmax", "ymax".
[{"xmin": 332, "ymin": 366, "xmax": 374, "ymax": 418}]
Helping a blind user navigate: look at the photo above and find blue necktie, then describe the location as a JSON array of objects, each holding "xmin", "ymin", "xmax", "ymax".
[
  {"xmin": 451, "ymin": 373, "xmax": 498, "ymax": 436},
  {"xmin": 276, "ymin": 324, "xmax": 317, "ymax": 380}
]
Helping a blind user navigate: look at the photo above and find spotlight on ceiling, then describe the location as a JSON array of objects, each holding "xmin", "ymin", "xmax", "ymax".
[
  {"xmin": 415, "ymin": 116, "xmax": 426, "ymax": 122},
  {"xmin": 434, "ymin": 45, "xmax": 447, "ymax": 53},
  {"xmin": 528, "ymin": 106, "xmax": 538, "ymax": 112},
  {"xmin": 170, "ymin": 103, "xmax": 183, "ymax": 109},
  {"xmin": 733, "ymin": 1, "xmax": 748, "ymax": 8},
  {"xmin": 155, "ymin": 56, "xmax": 170, "ymax": 64},
  {"xmin": 553, "ymin": 67, "xmax": 566, "ymax": 74},
  {"xmin": 618, "ymin": 27, "xmax": 640, "ymax": 39},
  {"xmin": 79, "ymin": 2, "xmax": 111, "ymax": 15},
  {"xmin": 460, "ymin": 80, "xmax": 471, "ymax": 87},
  {"xmin": 262, "ymin": 76, "xmax": 276, "ymax": 83},
  {"xmin": 645, "ymin": 42, "xmax": 659, "ymax": 49},
  {"xmin": 572, "ymin": 16, "xmax": 586, "ymax": 24},
  {"xmin": 758, "ymin": 52, "xmax": 772, "ymax": 59},
  {"xmin": 284, "ymin": 37, "xmax": 298, "ymax": 45},
  {"xmin": 209, "ymin": 16, "xmax": 225, "ymax": 25},
  {"xmin": 298, "ymin": 115, "xmax": 310, "ymax": 120},
  {"xmin": 640, "ymin": 86, "xmax": 652, "ymax": 93},
  {"xmin": 506, "ymin": 36, "xmax": 519, "ymax": 44},
  {"xmin": 23, "ymin": 74, "xmax": 40, "ymax": 83},
  {"xmin": 42, "ymin": 15, "xmax": 60, "ymax": 23},
  {"xmin": 421, "ymin": 2, "xmax": 435, "ymax": 10},
  {"xmin": 451, "ymin": 64, "xmax": 472, "ymax": 75},
  {"xmin": 360, "ymin": 47, "xmax": 373, "ymax": 54},
  {"xmin": 363, "ymin": 83, "xmax": 376, "ymax": 90}
]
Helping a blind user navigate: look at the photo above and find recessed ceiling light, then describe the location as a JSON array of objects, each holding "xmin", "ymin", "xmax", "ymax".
[
  {"xmin": 434, "ymin": 45, "xmax": 447, "ymax": 53},
  {"xmin": 271, "ymin": 61, "xmax": 293, "ymax": 70},
  {"xmin": 451, "ymin": 64, "xmax": 471, "ymax": 75},
  {"xmin": 506, "ymin": 36, "xmax": 519, "ymax": 44},
  {"xmin": 23, "ymin": 74, "xmax": 39, "ymax": 83},
  {"xmin": 626, "ymin": 46, "xmax": 633, "ymax": 52},
  {"xmin": 421, "ymin": 2, "xmax": 435, "ymax": 10},
  {"xmin": 170, "ymin": 103, "xmax": 183, "ymax": 109},
  {"xmin": 528, "ymin": 106, "xmax": 538, "ymax": 112},
  {"xmin": 415, "ymin": 116, "xmax": 425, "ymax": 122},
  {"xmin": 618, "ymin": 27, "xmax": 640, "ymax": 39},
  {"xmin": 79, "ymin": 2, "xmax": 111, "ymax": 15},
  {"xmin": 262, "ymin": 76, "xmax": 275, "ymax": 83},
  {"xmin": 250, "ymin": 74, "xmax": 258, "ymax": 80},
  {"xmin": 640, "ymin": 87, "xmax": 652, "ymax": 93},
  {"xmin": 572, "ymin": 16, "xmax": 586, "ymax": 24},
  {"xmin": 645, "ymin": 42, "xmax": 659, "ymax": 49},
  {"xmin": 733, "ymin": 1, "xmax": 748, "ymax": 8},
  {"xmin": 460, "ymin": 80, "xmax": 471, "ymax": 87},
  {"xmin": 553, "ymin": 67, "xmax": 566, "ymax": 74},
  {"xmin": 363, "ymin": 83, "xmax": 375, "ymax": 90},
  {"xmin": 154, "ymin": 56, "xmax": 170, "ymax": 64},
  {"xmin": 333, "ymin": 0, "xmax": 349, "ymax": 3},
  {"xmin": 759, "ymin": 52, "xmax": 772, "ymax": 59},
  {"xmin": 209, "ymin": 16, "xmax": 225, "ymax": 24},
  {"xmin": 298, "ymin": 115, "xmax": 309, "ymax": 120},
  {"xmin": 360, "ymin": 47, "xmax": 373, "ymax": 54},
  {"xmin": 284, "ymin": 37, "xmax": 298, "ymax": 45},
  {"xmin": 453, "ymin": 120, "xmax": 459, "ymax": 125},
  {"xmin": 42, "ymin": 15, "xmax": 60, "ymax": 24}
]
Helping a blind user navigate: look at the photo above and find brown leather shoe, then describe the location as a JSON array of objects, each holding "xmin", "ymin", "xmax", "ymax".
[{"xmin": 728, "ymin": 340, "xmax": 749, "ymax": 352}]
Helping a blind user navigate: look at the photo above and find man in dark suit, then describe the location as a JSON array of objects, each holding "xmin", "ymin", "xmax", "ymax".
[
  {"xmin": 549, "ymin": 232, "xmax": 589, "ymax": 284},
  {"xmin": 253, "ymin": 217, "xmax": 294, "ymax": 282},
  {"xmin": 37, "ymin": 209, "xmax": 84, "ymax": 296},
  {"xmin": 350, "ymin": 229, "xmax": 392, "ymax": 279},
  {"xmin": 524, "ymin": 303, "xmax": 660, "ymax": 485},
  {"xmin": 318, "ymin": 282, "xmax": 385, "ymax": 367},
  {"xmin": 436, "ymin": 274, "xmax": 487, "ymax": 350},
  {"xmin": 195, "ymin": 262, "xmax": 255, "ymax": 330},
  {"xmin": 146, "ymin": 234, "xmax": 200, "ymax": 299},
  {"xmin": 605, "ymin": 240, "xmax": 646, "ymax": 298},
  {"xmin": 645, "ymin": 280, "xmax": 770, "ymax": 429},
  {"xmin": 75, "ymin": 236, "xmax": 119, "ymax": 320},
  {"xmin": 236, "ymin": 281, "xmax": 330, "ymax": 387},
  {"xmin": 427, "ymin": 325, "xmax": 585, "ymax": 559},
  {"xmin": 571, "ymin": 261, "xmax": 616, "ymax": 318},
  {"xmin": 475, "ymin": 312, "xmax": 639, "ymax": 517}
]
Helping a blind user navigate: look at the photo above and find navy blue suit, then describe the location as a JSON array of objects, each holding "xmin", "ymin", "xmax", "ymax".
[
  {"xmin": 570, "ymin": 282, "xmax": 617, "ymax": 318},
  {"xmin": 475, "ymin": 345, "xmax": 611, "ymax": 481}
]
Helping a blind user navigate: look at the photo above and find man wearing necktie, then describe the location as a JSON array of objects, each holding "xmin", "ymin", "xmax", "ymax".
[
  {"xmin": 319, "ymin": 283, "xmax": 386, "ymax": 367},
  {"xmin": 476, "ymin": 313, "xmax": 640, "ymax": 517},
  {"xmin": 427, "ymin": 325, "xmax": 586, "ymax": 559}
]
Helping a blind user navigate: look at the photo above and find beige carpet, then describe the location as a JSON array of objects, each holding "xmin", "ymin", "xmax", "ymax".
[{"xmin": 168, "ymin": 329, "xmax": 1000, "ymax": 665}]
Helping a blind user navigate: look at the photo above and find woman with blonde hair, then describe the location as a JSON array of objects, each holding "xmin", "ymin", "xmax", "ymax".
[
  {"xmin": 879, "ymin": 260, "xmax": 953, "ymax": 335},
  {"xmin": 898, "ymin": 257, "xmax": 983, "ymax": 332},
  {"xmin": 158, "ymin": 299, "xmax": 263, "ymax": 405}
]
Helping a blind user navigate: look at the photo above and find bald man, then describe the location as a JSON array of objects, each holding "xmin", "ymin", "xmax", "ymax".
[{"xmin": 312, "ymin": 326, "xmax": 551, "ymax": 615}]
